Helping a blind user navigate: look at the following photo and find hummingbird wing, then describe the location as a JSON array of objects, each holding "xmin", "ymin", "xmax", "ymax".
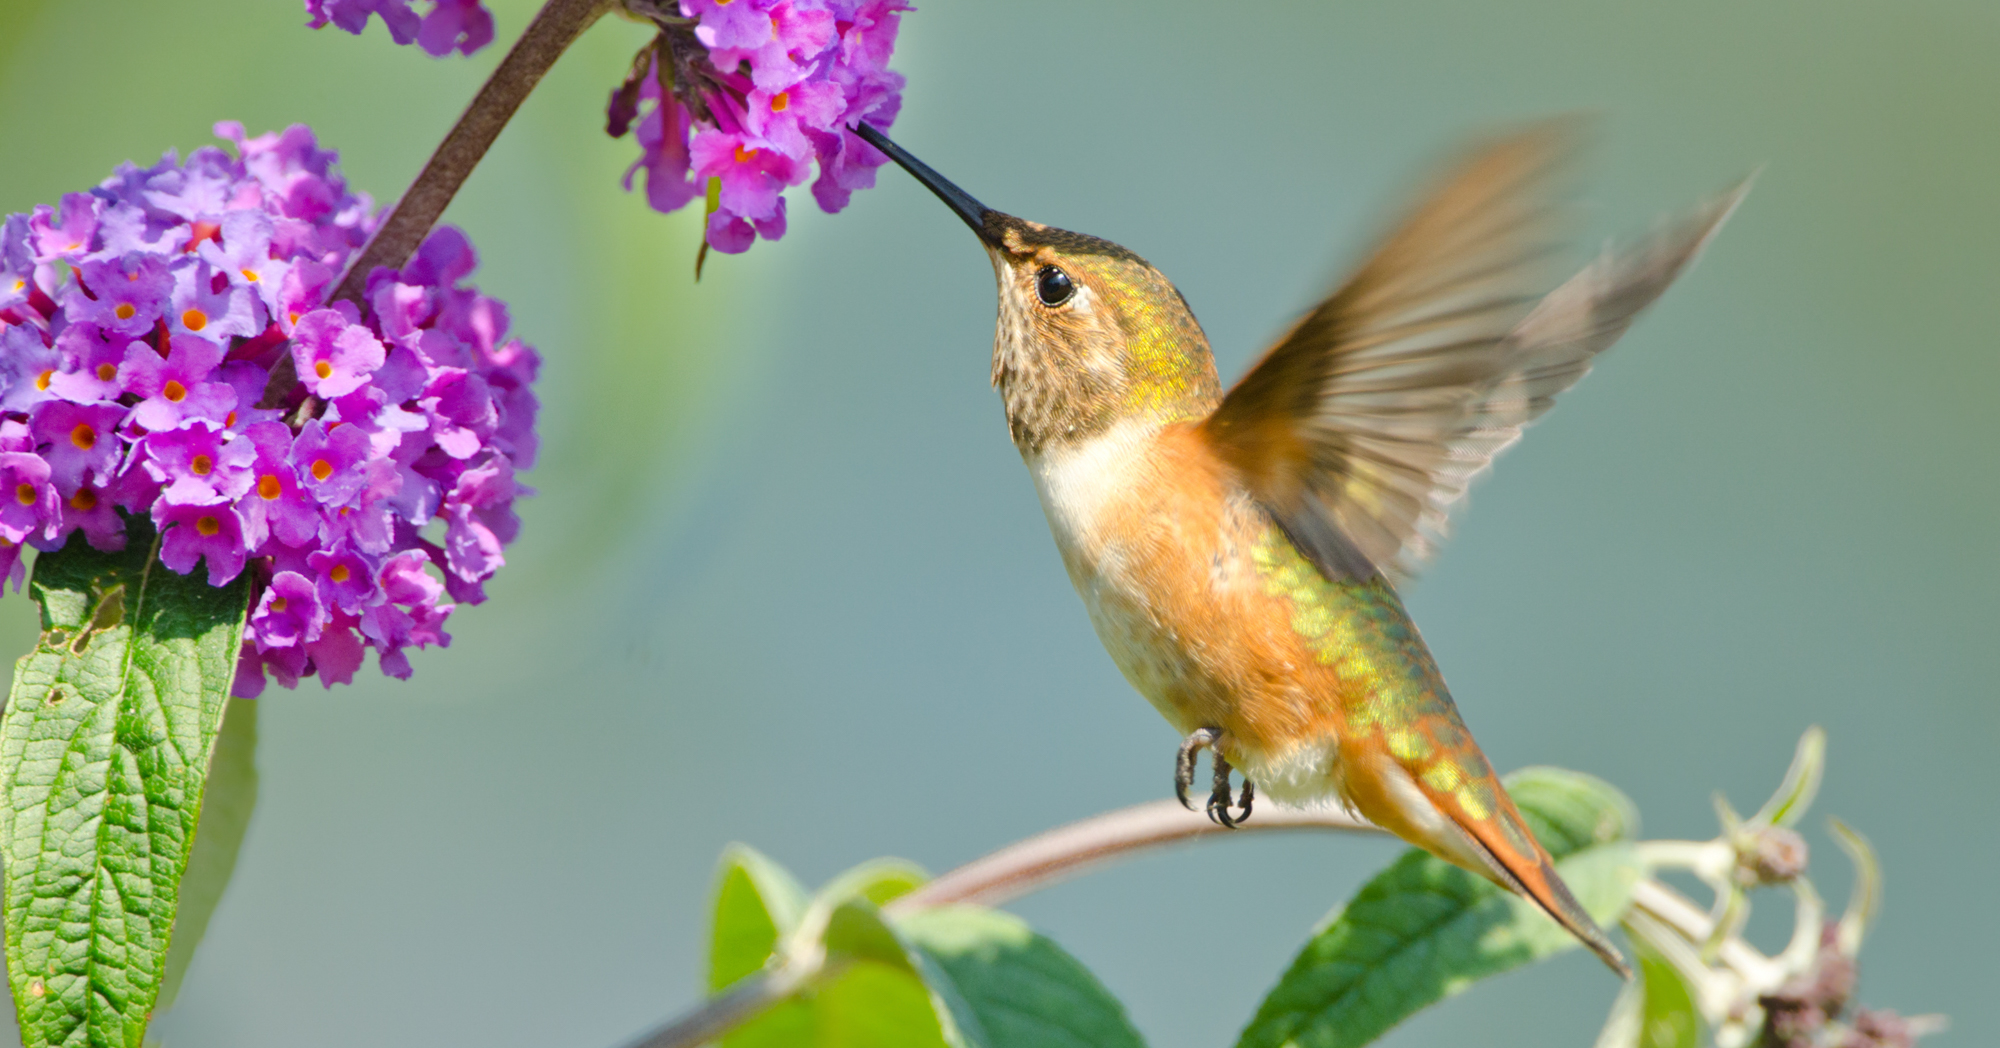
[{"xmin": 1205, "ymin": 123, "xmax": 1747, "ymax": 583}]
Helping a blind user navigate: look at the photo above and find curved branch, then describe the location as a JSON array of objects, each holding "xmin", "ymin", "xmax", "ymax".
[
  {"xmin": 333, "ymin": 0, "xmax": 613, "ymax": 304},
  {"xmin": 886, "ymin": 798, "xmax": 1380, "ymax": 913},
  {"xmin": 263, "ymin": 0, "xmax": 612, "ymax": 408}
]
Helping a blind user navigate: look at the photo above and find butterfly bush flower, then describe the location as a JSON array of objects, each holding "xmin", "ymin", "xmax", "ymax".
[
  {"xmin": 0, "ymin": 123, "xmax": 541, "ymax": 694},
  {"xmin": 303, "ymin": 0, "xmax": 497, "ymax": 57},
  {"xmin": 609, "ymin": 0, "xmax": 911, "ymax": 254}
]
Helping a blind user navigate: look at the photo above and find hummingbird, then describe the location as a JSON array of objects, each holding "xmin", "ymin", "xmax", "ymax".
[{"xmin": 855, "ymin": 119, "xmax": 1745, "ymax": 976}]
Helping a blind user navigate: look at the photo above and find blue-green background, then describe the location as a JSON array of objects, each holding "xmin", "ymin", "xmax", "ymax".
[{"xmin": 0, "ymin": 1, "xmax": 1992, "ymax": 1045}]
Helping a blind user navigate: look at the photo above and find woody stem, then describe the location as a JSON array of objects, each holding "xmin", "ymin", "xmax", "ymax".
[
  {"xmin": 883, "ymin": 797, "xmax": 1379, "ymax": 912},
  {"xmin": 263, "ymin": 0, "xmax": 613, "ymax": 408},
  {"xmin": 332, "ymin": 0, "xmax": 614, "ymax": 305}
]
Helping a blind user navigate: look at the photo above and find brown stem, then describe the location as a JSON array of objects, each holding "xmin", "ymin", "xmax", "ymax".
[
  {"xmin": 261, "ymin": 0, "xmax": 613, "ymax": 408},
  {"xmin": 334, "ymin": 0, "xmax": 612, "ymax": 303},
  {"xmin": 887, "ymin": 798, "xmax": 1379, "ymax": 912}
]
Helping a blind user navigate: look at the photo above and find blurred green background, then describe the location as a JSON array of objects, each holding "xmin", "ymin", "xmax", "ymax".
[{"xmin": 0, "ymin": 0, "xmax": 1993, "ymax": 1045}]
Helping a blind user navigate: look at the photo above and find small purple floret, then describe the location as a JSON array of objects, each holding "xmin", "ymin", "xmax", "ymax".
[
  {"xmin": 155, "ymin": 501, "xmax": 251, "ymax": 586},
  {"xmin": 30, "ymin": 400, "xmax": 126, "ymax": 496},
  {"xmin": 304, "ymin": 0, "xmax": 496, "ymax": 56},
  {"xmin": 251, "ymin": 570, "xmax": 326, "ymax": 650},
  {"xmin": 291, "ymin": 309, "xmax": 386, "ymax": 398}
]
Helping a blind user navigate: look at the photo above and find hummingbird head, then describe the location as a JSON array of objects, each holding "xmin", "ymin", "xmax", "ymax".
[{"xmin": 857, "ymin": 124, "xmax": 1221, "ymax": 454}]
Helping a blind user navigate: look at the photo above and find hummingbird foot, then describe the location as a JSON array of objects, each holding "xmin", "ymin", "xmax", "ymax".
[{"xmin": 1174, "ymin": 728, "xmax": 1254, "ymax": 827}]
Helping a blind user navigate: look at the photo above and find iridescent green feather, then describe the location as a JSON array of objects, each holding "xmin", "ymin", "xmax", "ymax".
[{"xmin": 1250, "ymin": 527, "xmax": 1510, "ymax": 834}]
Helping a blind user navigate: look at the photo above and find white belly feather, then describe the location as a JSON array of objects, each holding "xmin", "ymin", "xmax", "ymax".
[{"xmin": 1025, "ymin": 422, "xmax": 1199, "ymax": 729}]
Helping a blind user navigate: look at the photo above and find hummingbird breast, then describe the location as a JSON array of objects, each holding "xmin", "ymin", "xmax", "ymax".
[
  {"xmin": 1026, "ymin": 420, "xmax": 1495, "ymax": 816},
  {"xmin": 1027, "ymin": 421, "xmax": 1340, "ymax": 803}
]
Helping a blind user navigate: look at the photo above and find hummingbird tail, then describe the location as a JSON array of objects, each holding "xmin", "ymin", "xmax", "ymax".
[{"xmin": 1446, "ymin": 793, "xmax": 1632, "ymax": 979}]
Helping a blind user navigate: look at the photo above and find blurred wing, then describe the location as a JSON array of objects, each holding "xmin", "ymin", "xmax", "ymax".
[{"xmin": 1206, "ymin": 120, "xmax": 1746, "ymax": 583}]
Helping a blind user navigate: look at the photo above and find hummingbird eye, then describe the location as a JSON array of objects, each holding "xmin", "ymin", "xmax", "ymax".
[{"xmin": 1035, "ymin": 265, "xmax": 1075, "ymax": 307}]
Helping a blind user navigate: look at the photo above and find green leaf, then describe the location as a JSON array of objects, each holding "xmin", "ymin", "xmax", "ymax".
[
  {"xmin": 1, "ymin": 521, "xmax": 252, "ymax": 1048},
  {"xmin": 1506, "ymin": 766, "xmax": 1641, "ymax": 854},
  {"xmin": 1631, "ymin": 941, "xmax": 1701, "ymax": 1048},
  {"xmin": 711, "ymin": 844, "xmax": 812, "ymax": 993},
  {"xmin": 709, "ymin": 850, "xmax": 943, "ymax": 1048},
  {"xmin": 895, "ymin": 905, "xmax": 1147, "ymax": 1048},
  {"xmin": 1235, "ymin": 767, "xmax": 1642, "ymax": 1048},
  {"xmin": 156, "ymin": 695, "xmax": 259, "ymax": 1014},
  {"xmin": 707, "ymin": 846, "xmax": 813, "ymax": 1048},
  {"xmin": 816, "ymin": 858, "xmax": 929, "ymax": 911},
  {"xmin": 700, "ymin": 849, "xmax": 1140, "ymax": 1048},
  {"xmin": 811, "ymin": 959, "xmax": 950, "ymax": 1048}
]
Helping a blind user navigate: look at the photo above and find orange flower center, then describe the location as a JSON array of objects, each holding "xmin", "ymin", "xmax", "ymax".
[
  {"xmin": 114, "ymin": 303, "xmax": 136, "ymax": 320},
  {"xmin": 34, "ymin": 369, "xmax": 52, "ymax": 392},
  {"xmin": 241, "ymin": 268, "xmax": 260, "ymax": 283},
  {"xmin": 69, "ymin": 423, "xmax": 95, "ymax": 450},
  {"xmin": 190, "ymin": 454, "xmax": 213, "ymax": 476},
  {"xmin": 771, "ymin": 92, "xmax": 790, "ymax": 112},
  {"xmin": 163, "ymin": 380, "xmax": 187, "ymax": 402},
  {"xmin": 68, "ymin": 489, "xmax": 96, "ymax": 511},
  {"xmin": 257, "ymin": 474, "xmax": 282, "ymax": 500},
  {"xmin": 734, "ymin": 144, "xmax": 757, "ymax": 164},
  {"xmin": 14, "ymin": 483, "xmax": 36, "ymax": 506},
  {"xmin": 95, "ymin": 363, "xmax": 116, "ymax": 381},
  {"xmin": 269, "ymin": 597, "xmax": 288, "ymax": 613},
  {"xmin": 180, "ymin": 308, "xmax": 207, "ymax": 331},
  {"xmin": 195, "ymin": 515, "xmax": 221, "ymax": 537},
  {"xmin": 311, "ymin": 459, "xmax": 333, "ymax": 482},
  {"xmin": 314, "ymin": 360, "xmax": 333, "ymax": 380},
  {"xmin": 329, "ymin": 564, "xmax": 351, "ymax": 583}
]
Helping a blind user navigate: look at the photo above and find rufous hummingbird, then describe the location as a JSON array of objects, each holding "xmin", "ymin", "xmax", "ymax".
[{"xmin": 856, "ymin": 119, "xmax": 1745, "ymax": 976}]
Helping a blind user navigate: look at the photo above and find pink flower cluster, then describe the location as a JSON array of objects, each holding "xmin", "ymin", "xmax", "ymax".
[
  {"xmin": 304, "ymin": 0, "xmax": 497, "ymax": 57},
  {"xmin": 0, "ymin": 123, "xmax": 540, "ymax": 693},
  {"xmin": 613, "ymin": 0, "xmax": 911, "ymax": 253}
]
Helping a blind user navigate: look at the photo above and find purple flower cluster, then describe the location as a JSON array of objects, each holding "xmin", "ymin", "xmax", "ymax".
[
  {"xmin": 304, "ymin": 0, "xmax": 496, "ymax": 57},
  {"xmin": 0, "ymin": 123, "xmax": 540, "ymax": 694},
  {"xmin": 611, "ymin": 0, "xmax": 910, "ymax": 254}
]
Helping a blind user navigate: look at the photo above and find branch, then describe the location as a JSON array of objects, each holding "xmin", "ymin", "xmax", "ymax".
[
  {"xmin": 887, "ymin": 797, "xmax": 1379, "ymax": 912},
  {"xmin": 334, "ymin": 0, "xmax": 613, "ymax": 304},
  {"xmin": 262, "ymin": 0, "xmax": 612, "ymax": 408}
]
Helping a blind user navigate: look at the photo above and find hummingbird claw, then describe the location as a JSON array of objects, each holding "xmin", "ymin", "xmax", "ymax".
[
  {"xmin": 1176, "ymin": 727, "xmax": 1222, "ymax": 811},
  {"xmin": 1175, "ymin": 728, "xmax": 1255, "ymax": 827},
  {"xmin": 1207, "ymin": 748, "xmax": 1243, "ymax": 828}
]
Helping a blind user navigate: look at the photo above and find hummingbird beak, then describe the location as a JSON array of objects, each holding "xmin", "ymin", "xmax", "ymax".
[{"xmin": 854, "ymin": 123, "xmax": 998, "ymax": 246}]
